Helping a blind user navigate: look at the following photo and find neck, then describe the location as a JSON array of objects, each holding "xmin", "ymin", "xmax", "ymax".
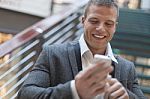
[{"xmin": 90, "ymin": 46, "xmax": 106, "ymax": 56}]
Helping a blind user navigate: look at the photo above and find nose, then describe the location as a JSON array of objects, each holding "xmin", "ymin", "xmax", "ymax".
[{"xmin": 95, "ymin": 23, "xmax": 105, "ymax": 32}]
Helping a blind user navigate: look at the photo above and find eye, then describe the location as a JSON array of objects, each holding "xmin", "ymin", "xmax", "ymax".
[
  {"xmin": 88, "ymin": 19, "xmax": 99, "ymax": 24},
  {"xmin": 105, "ymin": 22, "xmax": 114, "ymax": 27}
]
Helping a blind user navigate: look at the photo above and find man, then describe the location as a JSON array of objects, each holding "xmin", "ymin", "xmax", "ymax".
[{"xmin": 17, "ymin": 0, "xmax": 145, "ymax": 99}]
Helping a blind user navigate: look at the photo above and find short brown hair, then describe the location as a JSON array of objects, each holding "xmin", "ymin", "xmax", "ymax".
[{"xmin": 84, "ymin": 0, "xmax": 119, "ymax": 18}]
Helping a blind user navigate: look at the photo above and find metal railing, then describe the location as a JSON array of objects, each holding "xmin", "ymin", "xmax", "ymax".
[{"xmin": 0, "ymin": 1, "xmax": 87, "ymax": 98}]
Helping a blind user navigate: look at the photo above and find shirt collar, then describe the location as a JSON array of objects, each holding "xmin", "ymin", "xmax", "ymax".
[
  {"xmin": 79, "ymin": 34, "xmax": 91, "ymax": 57},
  {"xmin": 79, "ymin": 34, "xmax": 118, "ymax": 64},
  {"xmin": 106, "ymin": 43, "xmax": 118, "ymax": 64}
]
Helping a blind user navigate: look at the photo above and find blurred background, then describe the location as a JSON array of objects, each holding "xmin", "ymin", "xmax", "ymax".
[{"xmin": 0, "ymin": 0, "xmax": 150, "ymax": 98}]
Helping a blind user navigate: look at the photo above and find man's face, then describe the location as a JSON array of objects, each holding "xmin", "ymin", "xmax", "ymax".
[{"xmin": 82, "ymin": 5, "xmax": 118, "ymax": 53}]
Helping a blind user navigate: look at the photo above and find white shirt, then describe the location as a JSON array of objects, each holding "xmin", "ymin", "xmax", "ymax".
[{"xmin": 71, "ymin": 34, "xmax": 118, "ymax": 99}]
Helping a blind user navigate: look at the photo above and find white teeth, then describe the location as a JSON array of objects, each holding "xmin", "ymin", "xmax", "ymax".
[{"xmin": 94, "ymin": 35, "xmax": 105, "ymax": 39}]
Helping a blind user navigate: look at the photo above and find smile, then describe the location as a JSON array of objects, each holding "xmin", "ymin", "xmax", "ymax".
[{"xmin": 93, "ymin": 34, "xmax": 106, "ymax": 39}]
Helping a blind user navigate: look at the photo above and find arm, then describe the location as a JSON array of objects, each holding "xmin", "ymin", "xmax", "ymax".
[
  {"xmin": 104, "ymin": 61, "xmax": 146, "ymax": 99},
  {"xmin": 127, "ymin": 62, "xmax": 146, "ymax": 99},
  {"xmin": 17, "ymin": 46, "xmax": 72, "ymax": 99}
]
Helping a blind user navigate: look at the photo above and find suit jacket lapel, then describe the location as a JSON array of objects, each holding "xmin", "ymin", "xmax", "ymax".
[
  {"xmin": 114, "ymin": 56, "xmax": 121, "ymax": 81},
  {"xmin": 67, "ymin": 41, "xmax": 81, "ymax": 77}
]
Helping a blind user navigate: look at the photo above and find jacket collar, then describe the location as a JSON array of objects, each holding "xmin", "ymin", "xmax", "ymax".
[
  {"xmin": 113, "ymin": 55, "xmax": 121, "ymax": 80},
  {"xmin": 67, "ymin": 41, "xmax": 81, "ymax": 77}
]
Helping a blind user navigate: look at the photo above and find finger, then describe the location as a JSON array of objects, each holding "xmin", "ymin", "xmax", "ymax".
[
  {"xmin": 104, "ymin": 91, "xmax": 109, "ymax": 99},
  {"xmin": 87, "ymin": 66, "xmax": 113, "ymax": 86},
  {"xmin": 78, "ymin": 62, "xmax": 104, "ymax": 79},
  {"xmin": 84, "ymin": 61, "xmax": 108, "ymax": 78},
  {"xmin": 107, "ymin": 82, "xmax": 121, "ymax": 94},
  {"xmin": 107, "ymin": 78, "xmax": 120, "ymax": 86},
  {"xmin": 104, "ymin": 79, "xmax": 122, "ymax": 98},
  {"xmin": 75, "ymin": 66, "xmax": 113, "ymax": 92},
  {"xmin": 91, "ymin": 64, "xmax": 113, "ymax": 76},
  {"xmin": 91, "ymin": 80, "xmax": 106, "ymax": 90},
  {"xmin": 85, "ymin": 59, "xmax": 114, "ymax": 79},
  {"xmin": 88, "ymin": 70, "xmax": 107, "ymax": 84},
  {"xmin": 93, "ymin": 85, "xmax": 106, "ymax": 97},
  {"xmin": 92, "ymin": 81, "xmax": 110, "ymax": 97},
  {"xmin": 109, "ymin": 87, "xmax": 126, "ymax": 99},
  {"xmin": 118, "ymin": 92, "xmax": 129, "ymax": 99},
  {"xmin": 90, "ymin": 64, "xmax": 113, "ymax": 80}
]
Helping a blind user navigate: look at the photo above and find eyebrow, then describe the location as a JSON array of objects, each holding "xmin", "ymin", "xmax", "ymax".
[
  {"xmin": 89, "ymin": 18, "xmax": 115, "ymax": 23},
  {"xmin": 106, "ymin": 20, "xmax": 115, "ymax": 23},
  {"xmin": 88, "ymin": 17, "xmax": 98, "ymax": 20}
]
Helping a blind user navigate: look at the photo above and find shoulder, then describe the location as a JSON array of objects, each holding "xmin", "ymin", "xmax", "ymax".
[
  {"xmin": 115, "ymin": 55, "xmax": 135, "ymax": 73},
  {"xmin": 115, "ymin": 55, "xmax": 137, "ymax": 80},
  {"xmin": 115, "ymin": 55, "xmax": 134, "ymax": 66},
  {"xmin": 45, "ymin": 40, "xmax": 78, "ymax": 48},
  {"xmin": 42, "ymin": 40, "xmax": 79, "ymax": 54}
]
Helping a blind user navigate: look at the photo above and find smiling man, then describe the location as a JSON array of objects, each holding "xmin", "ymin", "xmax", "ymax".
[
  {"xmin": 82, "ymin": 3, "xmax": 117, "ymax": 55},
  {"xmin": 17, "ymin": 0, "xmax": 145, "ymax": 99}
]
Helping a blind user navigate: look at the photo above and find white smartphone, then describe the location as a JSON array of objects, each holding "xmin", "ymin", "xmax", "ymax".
[
  {"xmin": 93, "ymin": 54, "xmax": 112, "ymax": 99},
  {"xmin": 93, "ymin": 54, "xmax": 111, "ymax": 65}
]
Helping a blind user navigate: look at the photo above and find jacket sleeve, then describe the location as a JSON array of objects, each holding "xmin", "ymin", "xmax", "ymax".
[
  {"xmin": 17, "ymin": 45, "xmax": 73, "ymax": 99},
  {"xmin": 126, "ymin": 62, "xmax": 146, "ymax": 99}
]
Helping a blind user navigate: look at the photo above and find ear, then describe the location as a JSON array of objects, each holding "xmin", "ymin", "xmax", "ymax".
[{"xmin": 81, "ymin": 16, "xmax": 85, "ymax": 24}]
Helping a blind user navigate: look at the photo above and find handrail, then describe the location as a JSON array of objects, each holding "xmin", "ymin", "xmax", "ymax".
[
  {"xmin": 0, "ymin": 0, "xmax": 88, "ymax": 58},
  {"xmin": 0, "ymin": 1, "xmax": 87, "ymax": 99}
]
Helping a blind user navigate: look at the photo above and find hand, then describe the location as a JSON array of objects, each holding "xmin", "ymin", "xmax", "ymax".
[
  {"xmin": 104, "ymin": 78, "xmax": 129, "ymax": 99},
  {"xmin": 75, "ymin": 61, "xmax": 113, "ymax": 99}
]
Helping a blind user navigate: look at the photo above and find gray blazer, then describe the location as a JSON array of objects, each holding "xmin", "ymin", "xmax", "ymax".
[{"xmin": 17, "ymin": 41, "xmax": 145, "ymax": 99}]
